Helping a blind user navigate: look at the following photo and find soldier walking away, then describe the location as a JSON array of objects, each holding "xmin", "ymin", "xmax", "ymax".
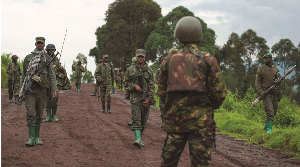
[
  {"xmin": 19, "ymin": 37, "xmax": 57, "ymax": 146},
  {"xmin": 124, "ymin": 49, "xmax": 155, "ymax": 148},
  {"xmin": 95, "ymin": 55, "xmax": 114, "ymax": 113},
  {"xmin": 43, "ymin": 44, "xmax": 71, "ymax": 122},
  {"xmin": 72, "ymin": 60, "xmax": 85, "ymax": 91},
  {"xmin": 91, "ymin": 59, "xmax": 103, "ymax": 96},
  {"xmin": 6, "ymin": 55, "xmax": 22, "ymax": 103},
  {"xmin": 157, "ymin": 16, "xmax": 227, "ymax": 166},
  {"xmin": 255, "ymin": 53, "xmax": 281, "ymax": 134}
]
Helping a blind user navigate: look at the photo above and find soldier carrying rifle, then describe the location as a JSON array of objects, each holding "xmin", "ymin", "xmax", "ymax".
[{"xmin": 6, "ymin": 55, "xmax": 21, "ymax": 103}]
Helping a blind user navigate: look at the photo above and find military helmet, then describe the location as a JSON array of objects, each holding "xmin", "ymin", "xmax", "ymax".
[
  {"xmin": 174, "ymin": 16, "xmax": 203, "ymax": 43},
  {"xmin": 263, "ymin": 53, "xmax": 272, "ymax": 58},
  {"xmin": 132, "ymin": 57, "xmax": 137, "ymax": 64},
  {"xmin": 11, "ymin": 55, "xmax": 19, "ymax": 59},
  {"xmin": 45, "ymin": 44, "xmax": 56, "ymax": 51}
]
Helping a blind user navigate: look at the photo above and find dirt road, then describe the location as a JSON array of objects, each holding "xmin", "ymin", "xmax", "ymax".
[{"xmin": 1, "ymin": 83, "xmax": 299, "ymax": 166}]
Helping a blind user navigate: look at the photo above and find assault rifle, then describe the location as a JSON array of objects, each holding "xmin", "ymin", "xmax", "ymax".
[
  {"xmin": 16, "ymin": 52, "xmax": 60, "ymax": 106},
  {"xmin": 135, "ymin": 73, "xmax": 148, "ymax": 105},
  {"xmin": 252, "ymin": 65, "xmax": 296, "ymax": 107}
]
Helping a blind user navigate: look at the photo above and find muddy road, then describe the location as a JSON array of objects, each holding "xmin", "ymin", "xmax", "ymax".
[{"xmin": 1, "ymin": 83, "xmax": 299, "ymax": 166}]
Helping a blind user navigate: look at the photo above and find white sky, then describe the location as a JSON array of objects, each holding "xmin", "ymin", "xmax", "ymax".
[{"xmin": 1, "ymin": 0, "xmax": 300, "ymax": 81}]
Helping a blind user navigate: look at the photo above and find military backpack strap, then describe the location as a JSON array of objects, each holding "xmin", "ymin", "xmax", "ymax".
[{"xmin": 185, "ymin": 46, "xmax": 208, "ymax": 76}]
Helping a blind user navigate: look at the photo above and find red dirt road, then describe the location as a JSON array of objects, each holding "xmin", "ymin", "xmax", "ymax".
[{"xmin": 1, "ymin": 83, "xmax": 299, "ymax": 166}]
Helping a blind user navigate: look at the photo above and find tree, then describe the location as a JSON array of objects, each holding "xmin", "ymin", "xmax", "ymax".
[
  {"xmin": 272, "ymin": 39, "xmax": 295, "ymax": 74},
  {"xmin": 89, "ymin": 0, "xmax": 162, "ymax": 69}
]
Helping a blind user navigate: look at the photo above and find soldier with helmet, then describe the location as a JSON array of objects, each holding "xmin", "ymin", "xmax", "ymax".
[
  {"xmin": 157, "ymin": 16, "xmax": 227, "ymax": 166},
  {"xmin": 72, "ymin": 59, "xmax": 85, "ymax": 91},
  {"xmin": 124, "ymin": 49, "xmax": 155, "ymax": 148},
  {"xmin": 6, "ymin": 55, "xmax": 22, "ymax": 103},
  {"xmin": 95, "ymin": 55, "xmax": 114, "ymax": 113},
  {"xmin": 255, "ymin": 53, "xmax": 281, "ymax": 134}
]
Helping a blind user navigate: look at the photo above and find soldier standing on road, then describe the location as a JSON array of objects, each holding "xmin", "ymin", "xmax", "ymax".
[
  {"xmin": 6, "ymin": 55, "xmax": 21, "ymax": 103},
  {"xmin": 43, "ymin": 44, "xmax": 71, "ymax": 122},
  {"xmin": 157, "ymin": 16, "xmax": 227, "ymax": 166},
  {"xmin": 116, "ymin": 68, "xmax": 124, "ymax": 90},
  {"xmin": 20, "ymin": 37, "xmax": 57, "ymax": 146},
  {"xmin": 95, "ymin": 55, "xmax": 114, "ymax": 113},
  {"xmin": 124, "ymin": 49, "xmax": 155, "ymax": 148},
  {"xmin": 72, "ymin": 60, "xmax": 85, "ymax": 92},
  {"xmin": 90, "ymin": 59, "xmax": 103, "ymax": 96},
  {"xmin": 255, "ymin": 53, "xmax": 281, "ymax": 134}
]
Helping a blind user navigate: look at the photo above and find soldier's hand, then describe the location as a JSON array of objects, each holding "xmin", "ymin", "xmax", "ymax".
[
  {"xmin": 134, "ymin": 84, "xmax": 142, "ymax": 92},
  {"xmin": 143, "ymin": 99, "xmax": 150, "ymax": 107},
  {"xmin": 52, "ymin": 91, "xmax": 57, "ymax": 99}
]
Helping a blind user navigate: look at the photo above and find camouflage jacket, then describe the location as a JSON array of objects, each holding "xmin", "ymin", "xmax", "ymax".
[
  {"xmin": 157, "ymin": 44, "xmax": 227, "ymax": 132},
  {"xmin": 116, "ymin": 71, "xmax": 124, "ymax": 82},
  {"xmin": 51, "ymin": 57, "xmax": 71, "ymax": 90},
  {"xmin": 72, "ymin": 64, "xmax": 85, "ymax": 78},
  {"xmin": 124, "ymin": 63, "xmax": 155, "ymax": 104},
  {"xmin": 6, "ymin": 62, "xmax": 21, "ymax": 81},
  {"xmin": 255, "ymin": 64, "xmax": 279, "ymax": 94},
  {"xmin": 95, "ymin": 62, "xmax": 114, "ymax": 85}
]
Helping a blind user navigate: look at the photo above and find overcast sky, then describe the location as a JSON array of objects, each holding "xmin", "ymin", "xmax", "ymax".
[{"xmin": 1, "ymin": 0, "xmax": 300, "ymax": 81}]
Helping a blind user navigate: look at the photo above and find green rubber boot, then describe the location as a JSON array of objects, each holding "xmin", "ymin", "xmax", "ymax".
[
  {"xmin": 78, "ymin": 85, "xmax": 81, "ymax": 92},
  {"xmin": 141, "ymin": 130, "xmax": 144, "ymax": 147},
  {"xmin": 43, "ymin": 109, "xmax": 52, "ymax": 122},
  {"xmin": 267, "ymin": 120, "xmax": 273, "ymax": 134},
  {"xmin": 111, "ymin": 86, "xmax": 115, "ymax": 93},
  {"xmin": 134, "ymin": 130, "xmax": 142, "ymax": 148},
  {"xmin": 25, "ymin": 126, "xmax": 35, "ymax": 146},
  {"xmin": 35, "ymin": 126, "xmax": 43, "ymax": 145},
  {"xmin": 52, "ymin": 106, "xmax": 59, "ymax": 122}
]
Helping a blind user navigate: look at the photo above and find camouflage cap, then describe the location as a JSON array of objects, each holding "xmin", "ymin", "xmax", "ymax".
[
  {"xmin": 103, "ymin": 55, "xmax": 108, "ymax": 58},
  {"xmin": 263, "ymin": 53, "xmax": 272, "ymax": 58},
  {"xmin": 35, "ymin": 37, "xmax": 45, "ymax": 43},
  {"xmin": 136, "ymin": 49, "xmax": 146, "ymax": 57}
]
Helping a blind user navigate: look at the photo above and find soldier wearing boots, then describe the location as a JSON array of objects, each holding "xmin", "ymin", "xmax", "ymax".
[
  {"xmin": 19, "ymin": 37, "xmax": 57, "ymax": 146},
  {"xmin": 6, "ymin": 55, "xmax": 21, "ymax": 103},
  {"xmin": 90, "ymin": 59, "xmax": 103, "ymax": 96},
  {"xmin": 255, "ymin": 53, "xmax": 281, "ymax": 134},
  {"xmin": 124, "ymin": 49, "xmax": 155, "ymax": 148},
  {"xmin": 157, "ymin": 16, "xmax": 227, "ymax": 166},
  {"xmin": 72, "ymin": 60, "xmax": 85, "ymax": 91},
  {"xmin": 95, "ymin": 55, "xmax": 114, "ymax": 113},
  {"xmin": 44, "ymin": 44, "xmax": 71, "ymax": 122}
]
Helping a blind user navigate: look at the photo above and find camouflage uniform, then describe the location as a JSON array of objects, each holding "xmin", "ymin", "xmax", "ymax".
[
  {"xmin": 6, "ymin": 55, "xmax": 21, "ymax": 102},
  {"xmin": 158, "ymin": 44, "xmax": 227, "ymax": 166},
  {"xmin": 155, "ymin": 68, "xmax": 164, "ymax": 118},
  {"xmin": 95, "ymin": 55, "xmax": 114, "ymax": 113},
  {"xmin": 116, "ymin": 69, "xmax": 124, "ymax": 90},
  {"xmin": 72, "ymin": 61, "xmax": 85, "ymax": 91}
]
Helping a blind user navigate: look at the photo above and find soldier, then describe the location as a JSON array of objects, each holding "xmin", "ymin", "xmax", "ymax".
[
  {"xmin": 43, "ymin": 44, "xmax": 71, "ymax": 122},
  {"xmin": 116, "ymin": 68, "xmax": 124, "ymax": 90},
  {"xmin": 95, "ymin": 55, "xmax": 114, "ymax": 113},
  {"xmin": 90, "ymin": 59, "xmax": 103, "ymax": 96},
  {"xmin": 72, "ymin": 60, "xmax": 85, "ymax": 91},
  {"xmin": 6, "ymin": 55, "xmax": 21, "ymax": 103},
  {"xmin": 255, "ymin": 53, "xmax": 281, "ymax": 134},
  {"xmin": 19, "ymin": 37, "xmax": 57, "ymax": 146},
  {"xmin": 124, "ymin": 49, "xmax": 155, "ymax": 148},
  {"xmin": 157, "ymin": 16, "xmax": 227, "ymax": 166}
]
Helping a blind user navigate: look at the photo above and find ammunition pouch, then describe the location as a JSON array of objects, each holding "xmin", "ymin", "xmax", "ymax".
[{"xmin": 32, "ymin": 75, "xmax": 47, "ymax": 88}]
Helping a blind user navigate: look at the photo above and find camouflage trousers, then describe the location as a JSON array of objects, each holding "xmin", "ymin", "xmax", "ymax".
[
  {"xmin": 263, "ymin": 93, "xmax": 278, "ymax": 121},
  {"xmin": 25, "ymin": 86, "xmax": 46, "ymax": 126},
  {"xmin": 161, "ymin": 126, "xmax": 215, "ymax": 167},
  {"xmin": 75, "ymin": 77, "xmax": 82, "ymax": 87},
  {"xmin": 8, "ymin": 79, "xmax": 20, "ymax": 99},
  {"xmin": 131, "ymin": 103, "xmax": 150, "ymax": 130},
  {"xmin": 100, "ymin": 85, "xmax": 112, "ymax": 105},
  {"xmin": 46, "ymin": 88, "xmax": 59, "ymax": 109}
]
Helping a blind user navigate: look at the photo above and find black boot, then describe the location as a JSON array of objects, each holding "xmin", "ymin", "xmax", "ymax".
[
  {"xmin": 101, "ymin": 104, "xmax": 105, "ymax": 113},
  {"xmin": 107, "ymin": 104, "xmax": 112, "ymax": 114},
  {"xmin": 90, "ymin": 90, "xmax": 97, "ymax": 96}
]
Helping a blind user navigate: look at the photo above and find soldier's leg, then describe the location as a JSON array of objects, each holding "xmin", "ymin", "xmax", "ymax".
[
  {"xmin": 187, "ymin": 126, "xmax": 214, "ymax": 166},
  {"xmin": 263, "ymin": 94, "xmax": 274, "ymax": 134},
  {"xmin": 131, "ymin": 104, "xmax": 143, "ymax": 147},
  {"xmin": 161, "ymin": 133, "xmax": 188, "ymax": 166},
  {"xmin": 13, "ymin": 79, "xmax": 20, "ymax": 102},
  {"xmin": 52, "ymin": 91, "xmax": 59, "ymax": 122},
  {"xmin": 90, "ymin": 82, "xmax": 98, "ymax": 96},
  {"xmin": 106, "ymin": 85, "xmax": 112, "ymax": 113},
  {"xmin": 100, "ymin": 86, "xmax": 106, "ymax": 112},
  {"xmin": 35, "ymin": 88, "xmax": 46, "ymax": 145},
  {"xmin": 75, "ymin": 78, "xmax": 78, "ymax": 91},
  {"xmin": 273, "ymin": 94, "xmax": 279, "ymax": 117},
  {"xmin": 78, "ymin": 77, "xmax": 82, "ymax": 91},
  {"xmin": 8, "ymin": 80, "xmax": 13, "ymax": 102},
  {"xmin": 43, "ymin": 88, "xmax": 52, "ymax": 122},
  {"xmin": 25, "ymin": 93, "xmax": 37, "ymax": 146}
]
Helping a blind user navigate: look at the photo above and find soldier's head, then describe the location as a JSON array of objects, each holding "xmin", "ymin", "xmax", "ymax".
[
  {"xmin": 174, "ymin": 16, "xmax": 203, "ymax": 45},
  {"xmin": 103, "ymin": 55, "xmax": 108, "ymax": 62},
  {"xmin": 11, "ymin": 55, "xmax": 19, "ymax": 62},
  {"xmin": 77, "ymin": 60, "xmax": 81, "ymax": 64},
  {"xmin": 45, "ymin": 44, "xmax": 56, "ymax": 55},
  {"xmin": 35, "ymin": 37, "xmax": 46, "ymax": 50},
  {"xmin": 135, "ymin": 49, "xmax": 146, "ymax": 65},
  {"xmin": 263, "ymin": 53, "xmax": 272, "ymax": 66}
]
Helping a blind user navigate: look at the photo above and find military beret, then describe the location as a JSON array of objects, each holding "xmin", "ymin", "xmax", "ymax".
[
  {"xmin": 35, "ymin": 37, "xmax": 45, "ymax": 43},
  {"xmin": 136, "ymin": 49, "xmax": 146, "ymax": 57},
  {"xmin": 263, "ymin": 53, "xmax": 272, "ymax": 58},
  {"xmin": 103, "ymin": 55, "xmax": 108, "ymax": 58}
]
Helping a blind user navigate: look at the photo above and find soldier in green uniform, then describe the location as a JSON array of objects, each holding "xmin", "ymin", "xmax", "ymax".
[
  {"xmin": 126, "ymin": 57, "xmax": 137, "ymax": 126},
  {"xmin": 124, "ymin": 49, "xmax": 155, "ymax": 148},
  {"xmin": 6, "ymin": 55, "xmax": 21, "ymax": 103},
  {"xmin": 95, "ymin": 55, "xmax": 114, "ymax": 113},
  {"xmin": 116, "ymin": 68, "xmax": 124, "ymax": 90},
  {"xmin": 90, "ymin": 59, "xmax": 103, "ymax": 96},
  {"xmin": 72, "ymin": 60, "xmax": 85, "ymax": 91},
  {"xmin": 157, "ymin": 16, "xmax": 227, "ymax": 166},
  {"xmin": 43, "ymin": 44, "xmax": 71, "ymax": 122},
  {"xmin": 255, "ymin": 53, "xmax": 280, "ymax": 134},
  {"xmin": 19, "ymin": 37, "xmax": 57, "ymax": 146}
]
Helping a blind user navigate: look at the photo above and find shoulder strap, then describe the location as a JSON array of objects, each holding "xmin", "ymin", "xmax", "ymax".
[{"xmin": 185, "ymin": 46, "xmax": 208, "ymax": 76}]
